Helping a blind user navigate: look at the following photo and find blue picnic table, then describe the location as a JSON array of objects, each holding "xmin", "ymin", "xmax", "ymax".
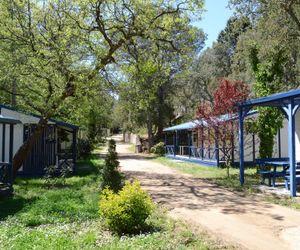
[{"xmin": 263, "ymin": 161, "xmax": 290, "ymax": 187}]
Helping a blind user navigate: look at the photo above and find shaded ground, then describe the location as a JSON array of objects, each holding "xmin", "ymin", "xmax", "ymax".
[{"xmin": 114, "ymin": 135, "xmax": 300, "ymax": 250}]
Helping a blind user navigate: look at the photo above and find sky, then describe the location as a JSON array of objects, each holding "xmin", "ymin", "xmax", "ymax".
[{"xmin": 195, "ymin": 0, "xmax": 234, "ymax": 49}]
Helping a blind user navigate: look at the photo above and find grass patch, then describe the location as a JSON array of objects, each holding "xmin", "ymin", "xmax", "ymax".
[
  {"xmin": 155, "ymin": 157, "xmax": 260, "ymax": 194},
  {"xmin": 0, "ymin": 154, "xmax": 230, "ymax": 249}
]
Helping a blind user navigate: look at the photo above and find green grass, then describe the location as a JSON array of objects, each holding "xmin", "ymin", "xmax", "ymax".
[
  {"xmin": 0, "ymin": 155, "xmax": 230, "ymax": 250},
  {"xmin": 154, "ymin": 157, "xmax": 261, "ymax": 194}
]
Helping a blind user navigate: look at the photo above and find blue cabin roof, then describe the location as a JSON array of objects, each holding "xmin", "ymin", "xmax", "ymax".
[
  {"xmin": 0, "ymin": 115, "xmax": 21, "ymax": 124},
  {"xmin": 236, "ymin": 88, "xmax": 300, "ymax": 108},
  {"xmin": 163, "ymin": 120, "xmax": 203, "ymax": 132},
  {"xmin": 163, "ymin": 110, "xmax": 257, "ymax": 132},
  {"xmin": 0, "ymin": 104, "xmax": 78, "ymax": 130}
]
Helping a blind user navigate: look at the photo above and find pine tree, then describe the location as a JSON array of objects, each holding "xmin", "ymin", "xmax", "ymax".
[{"xmin": 101, "ymin": 139, "xmax": 123, "ymax": 193}]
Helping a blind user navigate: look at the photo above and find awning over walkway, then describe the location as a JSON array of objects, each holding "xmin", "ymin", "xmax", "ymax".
[{"xmin": 237, "ymin": 88, "xmax": 300, "ymax": 197}]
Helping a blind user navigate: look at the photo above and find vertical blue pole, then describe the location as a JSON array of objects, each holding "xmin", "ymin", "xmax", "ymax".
[
  {"xmin": 239, "ymin": 107, "xmax": 245, "ymax": 185},
  {"xmin": 252, "ymin": 133, "xmax": 255, "ymax": 163},
  {"xmin": 176, "ymin": 130, "xmax": 179, "ymax": 156},
  {"xmin": 215, "ymin": 129, "xmax": 219, "ymax": 166},
  {"xmin": 164, "ymin": 133, "xmax": 167, "ymax": 155},
  {"xmin": 188, "ymin": 132, "xmax": 191, "ymax": 158},
  {"xmin": 2, "ymin": 123, "xmax": 6, "ymax": 162},
  {"xmin": 173, "ymin": 131, "xmax": 176, "ymax": 157},
  {"xmin": 288, "ymin": 100, "xmax": 296, "ymax": 197}
]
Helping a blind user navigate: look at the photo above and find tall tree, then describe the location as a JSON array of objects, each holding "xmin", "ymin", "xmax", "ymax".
[{"xmin": 0, "ymin": 0, "xmax": 205, "ymax": 177}]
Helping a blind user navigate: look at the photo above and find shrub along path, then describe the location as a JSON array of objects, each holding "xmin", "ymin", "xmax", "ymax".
[{"xmin": 115, "ymin": 136, "xmax": 300, "ymax": 250}]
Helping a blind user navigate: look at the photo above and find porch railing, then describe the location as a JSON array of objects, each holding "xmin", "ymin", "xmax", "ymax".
[{"xmin": 165, "ymin": 145, "xmax": 233, "ymax": 162}]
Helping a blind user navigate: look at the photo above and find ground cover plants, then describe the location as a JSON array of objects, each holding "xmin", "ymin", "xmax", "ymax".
[{"xmin": 0, "ymin": 153, "xmax": 229, "ymax": 249}]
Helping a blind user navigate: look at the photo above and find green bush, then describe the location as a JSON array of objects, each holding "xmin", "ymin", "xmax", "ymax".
[
  {"xmin": 101, "ymin": 139, "xmax": 123, "ymax": 192},
  {"xmin": 99, "ymin": 181, "xmax": 155, "ymax": 234},
  {"xmin": 150, "ymin": 142, "xmax": 165, "ymax": 156},
  {"xmin": 77, "ymin": 138, "xmax": 94, "ymax": 159}
]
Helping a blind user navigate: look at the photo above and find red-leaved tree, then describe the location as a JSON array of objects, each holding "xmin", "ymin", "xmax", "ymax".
[{"xmin": 196, "ymin": 79, "xmax": 250, "ymax": 176}]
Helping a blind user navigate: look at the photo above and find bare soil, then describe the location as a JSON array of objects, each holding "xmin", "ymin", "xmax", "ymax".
[{"xmin": 114, "ymin": 135, "xmax": 300, "ymax": 250}]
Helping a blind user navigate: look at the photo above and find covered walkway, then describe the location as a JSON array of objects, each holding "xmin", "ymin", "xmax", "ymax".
[{"xmin": 237, "ymin": 89, "xmax": 300, "ymax": 197}]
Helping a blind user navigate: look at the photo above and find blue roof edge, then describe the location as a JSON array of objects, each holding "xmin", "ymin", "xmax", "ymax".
[
  {"xmin": 163, "ymin": 110, "xmax": 258, "ymax": 132},
  {"xmin": 0, "ymin": 104, "xmax": 79, "ymax": 129},
  {"xmin": 236, "ymin": 88, "xmax": 300, "ymax": 107}
]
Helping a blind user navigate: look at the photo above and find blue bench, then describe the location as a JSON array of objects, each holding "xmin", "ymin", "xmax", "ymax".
[{"xmin": 256, "ymin": 158, "xmax": 289, "ymax": 187}]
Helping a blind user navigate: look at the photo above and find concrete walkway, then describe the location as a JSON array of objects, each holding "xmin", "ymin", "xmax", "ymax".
[{"xmin": 115, "ymin": 137, "xmax": 300, "ymax": 250}]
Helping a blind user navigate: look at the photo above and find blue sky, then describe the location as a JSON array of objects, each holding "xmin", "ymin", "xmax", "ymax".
[{"xmin": 195, "ymin": 0, "xmax": 234, "ymax": 48}]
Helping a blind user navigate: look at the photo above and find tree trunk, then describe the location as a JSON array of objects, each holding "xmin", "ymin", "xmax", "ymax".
[
  {"xmin": 12, "ymin": 116, "xmax": 49, "ymax": 178},
  {"xmin": 147, "ymin": 114, "xmax": 153, "ymax": 150}
]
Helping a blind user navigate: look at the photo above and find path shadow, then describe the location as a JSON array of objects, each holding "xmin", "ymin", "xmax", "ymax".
[{"xmin": 123, "ymin": 170, "xmax": 285, "ymax": 222}]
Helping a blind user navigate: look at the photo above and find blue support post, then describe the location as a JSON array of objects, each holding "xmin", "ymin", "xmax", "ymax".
[
  {"xmin": 2, "ymin": 123, "xmax": 6, "ymax": 162},
  {"xmin": 252, "ymin": 133, "xmax": 255, "ymax": 163},
  {"xmin": 239, "ymin": 107, "xmax": 245, "ymax": 185},
  {"xmin": 164, "ymin": 133, "xmax": 167, "ymax": 154},
  {"xmin": 215, "ymin": 129, "xmax": 219, "ymax": 166},
  {"xmin": 175, "ymin": 130, "xmax": 179, "ymax": 156},
  {"xmin": 188, "ymin": 132, "xmax": 191, "ymax": 158},
  {"xmin": 173, "ymin": 131, "xmax": 176, "ymax": 157},
  {"xmin": 287, "ymin": 100, "xmax": 297, "ymax": 197}
]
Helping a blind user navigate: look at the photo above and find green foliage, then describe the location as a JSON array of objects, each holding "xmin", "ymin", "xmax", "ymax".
[
  {"xmin": 150, "ymin": 142, "xmax": 165, "ymax": 156},
  {"xmin": 101, "ymin": 139, "xmax": 123, "ymax": 193},
  {"xmin": 99, "ymin": 181, "xmax": 155, "ymax": 235},
  {"xmin": 77, "ymin": 138, "xmax": 94, "ymax": 160},
  {"xmin": 249, "ymin": 46, "xmax": 285, "ymax": 158}
]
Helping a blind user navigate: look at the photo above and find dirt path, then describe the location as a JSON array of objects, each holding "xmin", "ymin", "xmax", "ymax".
[{"xmin": 115, "ymin": 136, "xmax": 300, "ymax": 250}]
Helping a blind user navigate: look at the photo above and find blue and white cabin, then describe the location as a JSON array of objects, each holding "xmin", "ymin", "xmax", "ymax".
[
  {"xmin": 0, "ymin": 105, "xmax": 78, "ymax": 176},
  {"xmin": 164, "ymin": 111, "xmax": 286, "ymax": 167}
]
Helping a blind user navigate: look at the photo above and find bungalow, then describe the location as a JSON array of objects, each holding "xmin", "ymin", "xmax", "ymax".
[
  {"xmin": 163, "ymin": 110, "xmax": 290, "ymax": 167},
  {"xmin": 0, "ymin": 104, "xmax": 78, "ymax": 176}
]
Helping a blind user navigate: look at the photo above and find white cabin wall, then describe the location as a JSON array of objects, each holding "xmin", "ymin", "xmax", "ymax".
[
  {"xmin": 295, "ymin": 112, "xmax": 300, "ymax": 161},
  {"xmin": 0, "ymin": 123, "xmax": 22, "ymax": 162}
]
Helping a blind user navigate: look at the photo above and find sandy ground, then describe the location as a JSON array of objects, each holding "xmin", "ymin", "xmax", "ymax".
[{"xmin": 113, "ymin": 135, "xmax": 300, "ymax": 250}]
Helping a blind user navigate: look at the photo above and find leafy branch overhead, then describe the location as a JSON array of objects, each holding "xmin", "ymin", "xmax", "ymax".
[{"xmin": 0, "ymin": 0, "xmax": 205, "ymax": 177}]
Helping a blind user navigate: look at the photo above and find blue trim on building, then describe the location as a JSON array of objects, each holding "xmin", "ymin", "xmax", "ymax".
[
  {"xmin": 163, "ymin": 110, "xmax": 257, "ymax": 132},
  {"xmin": 0, "ymin": 104, "xmax": 78, "ymax": 129}
]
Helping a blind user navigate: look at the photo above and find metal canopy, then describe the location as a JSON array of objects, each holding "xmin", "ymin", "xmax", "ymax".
[
  {"xmin": 237, "ymin": 88, "xmax": 300, "ymax": 197},
  {"xmin": 237, "ymin": 88, "xmax": 300, "ymax": 108}
]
